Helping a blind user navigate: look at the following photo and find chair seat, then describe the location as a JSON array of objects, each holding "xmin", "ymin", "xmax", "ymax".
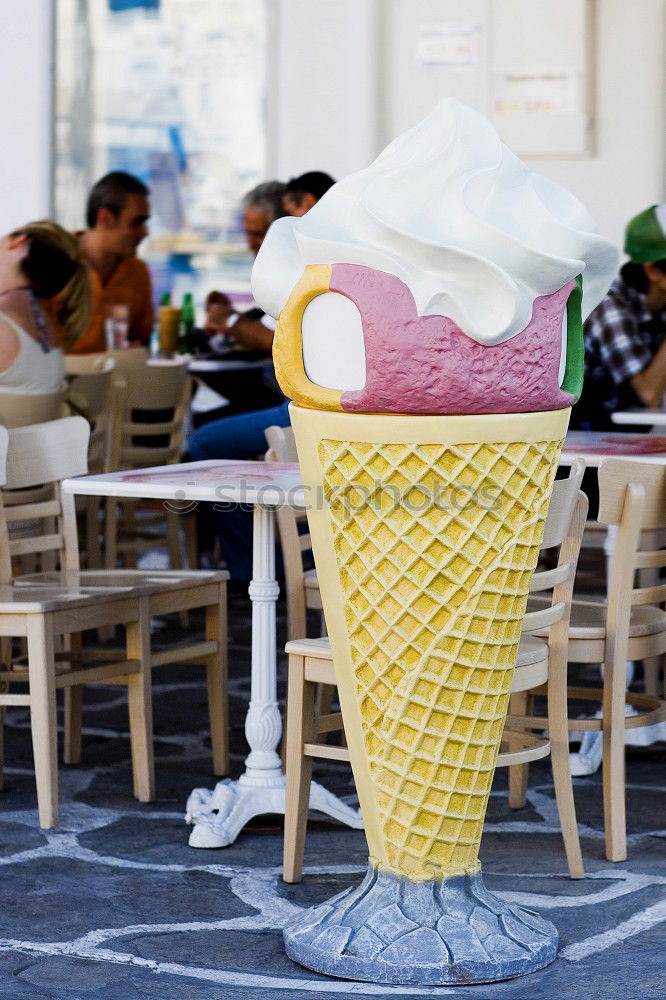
[
  {"xmin": 516, "ymin": 635, "xmax": 548, "ymax": 667},
  {"xmin": 5, "ymin": 568, "xmax": 228, "ymax": 613},
  {"xmin": 285, "ymin": 633, "xmax": 548, "ymax": 678},
  {"xmin": 569, "ymin": 600, "xmax": 666, "ymax": 639}
]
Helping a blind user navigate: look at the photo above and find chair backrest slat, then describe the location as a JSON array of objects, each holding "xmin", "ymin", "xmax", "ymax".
[
  {"xmin": 265, "ymin": 424, "xmax": 310, "ymax": 640},
  {"xmin": 631, "ymin": 582, "xmax": 666, "ymax": 607},
  {"xmin": 106, "ymin": 347, "xmax": 148, "ymax": 389},
  {"xmin": 540, "ymin": 459, "xmax": 585, "ymax": 549},
  {"xmin": 0, "ymin": 389, "xmax": 67, "ymax": 428},
  {"xmin": 633, "ymin": 548, "xmax": 666, "ymax": 571},
  {"xmin": 4, "ymin": 499, "xmax": 61, "ymax": 523},
  {"xmin": 108, "ymin": 364, "xmax": 190, "ymax": 472},
  {"xmin": 522, "ymin": 600, "xmax": 566, "ymax": 634},
  {"xmin": 598, "ymin": 459, "xmax": 666, "ymax": 529},
  {"xmin": 4, "ymin": 418, "xmax": 89, "ymax": 489},
  {"xmin": 123, "ymin": 363, "xmax": 188, "ymax": 410},
  {"xmin": 265, "ymin": 425, "xmax": 298, "ymax": 463},
  {"xmin": 0, "ymin": 418, "xmax": 90, "ymax": 580},
  {"xmin": 65, "ymin": 354, "xmax": 115, "ymax": 376},
  {"xmin": 528, "ymin": 561, "xmax": 572, "ymax": 593},
  {"xmin": 9, "ymin": 534, "xmax": 62, "ymax": 559}
]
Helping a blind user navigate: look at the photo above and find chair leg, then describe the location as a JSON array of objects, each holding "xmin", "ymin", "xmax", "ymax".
[
  {"xmin": 167, "ymin": 512, "xmax": 189, "ymax": 628},
  {"xmin": 26, "ymin": 615, "xmax": 58, "ymax": 829},
  {"xmin": 122, "ymin": 504, "xmax": 138, "ymax": 570},
  {"xmin": 508, "ymin": 691, "xmax": 531, "ymax": 809},
  {"xmin": 205, "ymin": 589, "xmax": 229, "ymax": 776},
  {"xmin": 642, "ymin": 656, "xmax": 662, "ymax": 698},
  {"xmin": 85, "ymin": 496, "xmax": 102, "ymax": 569},
  {"xmin": 125, "ymin": 599, "xmax": 155, "ymax": 802},
  {"xmin": 63, "ymin": 633, "xmax": 83, "ymax": 765},
  {"xmin": 547, "ymin": 671, "xmax": 584, "ymax": 879},
  {"xmin": 104, "ymin": 497, "xmax": 119, "ymax": 569},
  {"xmin": 283, "ymin": 653, "xmax": 315, "ymax": 884},
  {"xmin": 602, "ymin": 652, "xmax": 628, "ymax": 862},
  {"xmin": 314, "ymin": 683, "xmax": 334, "ymax": 746},
  {"xmin": 184, "ymin": 514, "xmax": 198, "ymax": 569},
  {"xmin": 0, "ymin": 689, "xmax": 5, "ymax": 792},
  {"xmin": 0, "ymin": 636, "xmax": 9, "ymax": 791}
]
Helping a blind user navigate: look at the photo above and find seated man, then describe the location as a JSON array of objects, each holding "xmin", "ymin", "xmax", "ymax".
[
  {"xmin": 189, "ymin": 181, "xmax": 290, "ymax": 577},
  {"xmin": 282, "ymin": 171, "xmax": 335, "ymax": 217},
  {"xmin": 62, "ymin": 171, "xmax": 153, "ymax": 354},
  {"xmin": 572, "ymin": 203, "xmax": 666, "ymax": 430}
]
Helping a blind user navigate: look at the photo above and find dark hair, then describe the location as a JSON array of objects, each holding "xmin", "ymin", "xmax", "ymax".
[
  {"xmin": 241, "ymin": 181, "xmax": 287, "ymax": 224},
  {"xmin": 86, "ymin": 171, "xmax": 149, "ymax": 228},
  {"xmin": 12, "ymin": 219, "xmax": 91, "ymax": 342},
  {"xmin": 284, "ymin": 171, "xmax": 335, "ymax": 206},
  {"xmin": 205, "ymin": 290, "xmax": 231, "ymax": 309},
  {"xmin": 621, "ymin": 259, "xmax": 666, "ymax": 293}
]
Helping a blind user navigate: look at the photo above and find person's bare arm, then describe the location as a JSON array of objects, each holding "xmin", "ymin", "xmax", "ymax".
[
  {"xmin": 228, "ymin": 315, "xmax": 274, "ymax": 352},
  {"xmin": 630, "ymin": 338, "xmax": 666, "ymax": 407}
]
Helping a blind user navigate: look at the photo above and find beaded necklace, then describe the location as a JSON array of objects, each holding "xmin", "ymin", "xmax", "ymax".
[{"xmin": 0, "ymin": 286, "xmax": 51, "ymax": 353}]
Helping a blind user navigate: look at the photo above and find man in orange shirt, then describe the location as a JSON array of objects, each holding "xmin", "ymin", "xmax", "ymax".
[{"xmin": 65, "ymin": 171, "xmax": 154, "ymax": 353}]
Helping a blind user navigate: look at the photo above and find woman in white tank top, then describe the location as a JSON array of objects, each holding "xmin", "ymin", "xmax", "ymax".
[{"xmin": 0, "ymin": 220, "xmax": 91, "ymax": 393}]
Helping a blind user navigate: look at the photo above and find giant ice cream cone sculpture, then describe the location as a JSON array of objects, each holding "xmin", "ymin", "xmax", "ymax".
[
  {"xmin": 254, "ymin": 101, "xmax": 618, "ymax": 985},
  {"xmin": 290, "ymin": 405, "xmax": 566, "ymax": 882}
]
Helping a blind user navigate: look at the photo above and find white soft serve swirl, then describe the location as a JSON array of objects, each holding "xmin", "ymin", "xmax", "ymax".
[{"xmin": 252, "ymin": 99, "xmax": 618, "ymax": 346}]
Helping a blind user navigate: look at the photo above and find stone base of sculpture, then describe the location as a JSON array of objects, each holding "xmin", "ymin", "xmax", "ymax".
[{"xmin": 284, "ymin": 865, "xmax": 558, "ymax": 986}]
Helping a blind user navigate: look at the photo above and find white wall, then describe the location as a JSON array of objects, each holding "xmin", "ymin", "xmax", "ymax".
[
  {"xmin": 524, "ymin": 0, "xmax": 666, "ymax": 245},
  {"xmin": 380, "ymin": 0, "xmax": 666, "ymax": 247},
  {"xmin": 0, "ymin": 0, "xmax": 53, "ymax": 233},
  {"xmin": 1, "ymin": 0, "xmax": 663, "ymax": 251},
  {"xmin": 271, "ymin": 0, "xmax": 380, "ymax": 181}
]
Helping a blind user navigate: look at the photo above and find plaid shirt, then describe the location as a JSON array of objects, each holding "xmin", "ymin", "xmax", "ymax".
[{"xmin": 573, "ymin": 275, "xmax": 666, "ymax": 428}]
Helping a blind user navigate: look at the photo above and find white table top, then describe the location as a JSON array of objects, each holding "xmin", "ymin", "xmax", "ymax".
[
  {"xmin": 147, "ymin": 355, "xmax": 272, "ymax": 373},
  {"xmin": 562, "ymin": 430, "xmax": 666, "ymax": 467},
  {"xmin": 62, "ymin": 459, "xmax": 305, "ymax": 508},
  {"xmin": 611, "ymin": 409, "xmax": 666, "ymax": 427},
  {"xmin": 188, "ymin": 357, "xmax": 272, "ymax": 373}
]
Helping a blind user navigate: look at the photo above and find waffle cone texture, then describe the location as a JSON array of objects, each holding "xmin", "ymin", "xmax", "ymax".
[{"xmin": 291, "ymin": 406, "xmax": 569, "ymax": 881}]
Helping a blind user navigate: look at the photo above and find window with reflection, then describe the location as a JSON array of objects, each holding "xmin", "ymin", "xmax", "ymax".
[{"xmin": 55, "ymin": 0, "xmax": 269, "ymax": 305}]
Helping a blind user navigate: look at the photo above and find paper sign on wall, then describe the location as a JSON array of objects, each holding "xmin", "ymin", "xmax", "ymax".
[
  {"xmin": 493, "ymin": 68, "xmax": 579, "ymax": 116},
  {"xmin": 417, "ymin": 24, "xmax": 480, "ymax": 69}
]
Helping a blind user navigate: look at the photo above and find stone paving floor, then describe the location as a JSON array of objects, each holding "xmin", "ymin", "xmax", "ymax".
[{"xmin": 0, "ymin": 595, "xmax": 664, "ymax": 999}]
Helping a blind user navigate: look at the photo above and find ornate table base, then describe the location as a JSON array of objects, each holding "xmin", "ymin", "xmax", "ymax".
[
  {"xmin": 186, "ymin": 775, "xmax": 363, "ymax": 848},
  {"xmin": 284, "ymin": 865, "xmax": 558, "ymax": 986}
]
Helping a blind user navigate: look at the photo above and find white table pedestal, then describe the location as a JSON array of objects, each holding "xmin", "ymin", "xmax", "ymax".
[{"xmin": 186, "ymin": 504, "xmax": 362, "ymax": 847}]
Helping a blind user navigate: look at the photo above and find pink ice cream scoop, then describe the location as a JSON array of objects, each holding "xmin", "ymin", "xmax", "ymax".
[
  {"xmin": 332, "ymin": 264, "xmax": 576, "ymax": 415},
  {"xmin": 271, "ymin": 261, "xmax": 581, "ymax": 416}
]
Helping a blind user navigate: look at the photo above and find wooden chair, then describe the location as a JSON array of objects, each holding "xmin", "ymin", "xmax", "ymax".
[
  {"xmin": 104, "ymin": 360, "xmax": 195, "ymax": 572},
  {"xmin": 0, "ymin": 418, "xmax": 154, "ymax": 827},
  {"xmin": 0, "ymin": 388, "xmax": 67, "ymax": 428},
  {"xmin": 66, "ymin": 364, "xmax": 123, "ymax": 568},
  {"xmin": 65, "ymin": 347, "xmax": 148, "ymax": 383},
  {"xmin": 264, "ymin": 424, "xmax": 322, "ymax": 640},
  {"xmin": 0, "ymin": 418, "xmax": 229, "ymax": 826},
  {"xmin": 561, "ymin": 459, "xmax": 666, "ymax": 862},
  {"xmin": 281, "ymin": 462, "xmax": 588, "ymax": 883},
  {"xmin": 499, "ymin": 462, "xmax": 588, "ymax": 879}
]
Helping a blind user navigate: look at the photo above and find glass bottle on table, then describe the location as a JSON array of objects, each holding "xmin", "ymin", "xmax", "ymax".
[
  {"xmin": 179, "ymin": 292, "xmax": 195, "ymax": 354},
  {"xmin": 104, "ymin": 303, "xmax": 130, "ymax": 350}
]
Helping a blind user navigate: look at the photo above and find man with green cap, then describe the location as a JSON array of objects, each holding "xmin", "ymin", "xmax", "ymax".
[{"xmin": 572, "ymin": 203, "xmax": 666, "ymax": 430}]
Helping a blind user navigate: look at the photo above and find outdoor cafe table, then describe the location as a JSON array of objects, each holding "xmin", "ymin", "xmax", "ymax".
[
  {"xmin": 60, "ymin": 460, "xmax": 362, "ymax": 848},
  {"xmin": 562, "ymin": 428, "xmax": 666, "ymax": 465},
  {"xmin": 611, "ymin": 409, "xmax": 666, "ymax": 428}
]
